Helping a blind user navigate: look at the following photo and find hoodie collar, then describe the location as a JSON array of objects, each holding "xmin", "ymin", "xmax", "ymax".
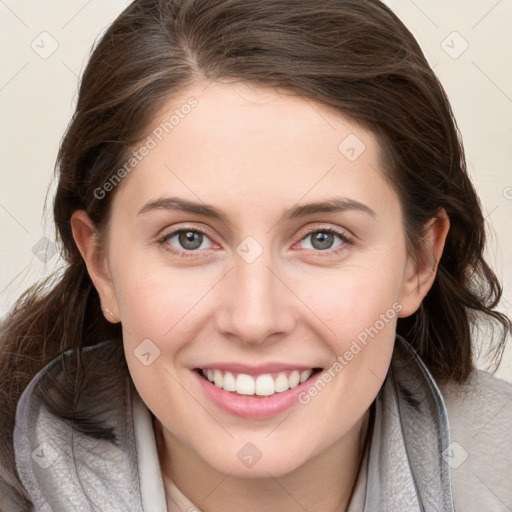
[
  {"xmin": 362, "ymin": 334, "xmax": 455, "ymax": 511},
  {"xmin": 14, "ymin": 335, "xmax": 454, "ymax": 511}
]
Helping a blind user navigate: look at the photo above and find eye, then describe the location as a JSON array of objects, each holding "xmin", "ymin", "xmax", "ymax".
[
  {"xmin": 158, "ymin": 227, "xmax": 216, "ymax": 257},
  {"xmin": 157, "ymin": 225, "xmax": 352, "ymax": 259},
  {"xmin": 296, "ymin": 227, "xmax": 352, "ymax": 254}
]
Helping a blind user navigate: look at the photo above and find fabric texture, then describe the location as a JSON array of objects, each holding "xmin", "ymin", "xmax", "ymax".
[
  {"xmin": 437, "ymin": 369, "xmax": 512, "ymax": 509},
  {"xmin": 12, "ymin": 335, "xmax": 512, "ymax": 511}
]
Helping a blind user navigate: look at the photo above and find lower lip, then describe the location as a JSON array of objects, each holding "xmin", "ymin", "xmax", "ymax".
[{"xmin": 192, "ymin": 369, "xmax": 320, "ymax": 419}]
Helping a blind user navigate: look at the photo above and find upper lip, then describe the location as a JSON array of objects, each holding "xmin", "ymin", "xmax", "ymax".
[{"xmin": 195, "ymin": 362, "xmax": 322, "ymax": 375}]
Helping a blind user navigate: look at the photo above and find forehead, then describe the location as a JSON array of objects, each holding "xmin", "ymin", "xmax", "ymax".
[{"xmin": 112, "ymin": 80, "xmax": 397, "ymax": 221}]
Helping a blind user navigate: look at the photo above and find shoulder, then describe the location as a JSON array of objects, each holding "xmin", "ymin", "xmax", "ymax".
[{"xmin": 437, "ymin": 369, "xmax": 512, "ymax": 511}]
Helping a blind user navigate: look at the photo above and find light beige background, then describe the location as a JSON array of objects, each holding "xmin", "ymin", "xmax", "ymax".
[{"xmin": 1, "ymin": 1, "xmax": 511, "ymax": 381}]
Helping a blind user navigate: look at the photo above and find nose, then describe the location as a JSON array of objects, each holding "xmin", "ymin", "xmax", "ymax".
[{"xmin": 215, "ymin": 249, "xmax": 298, "ymax": 346}]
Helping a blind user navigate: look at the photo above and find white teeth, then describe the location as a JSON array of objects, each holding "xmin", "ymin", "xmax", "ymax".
[
  {"xmin": 236, "ymin": 374, "xmax": 255, "ymax": 395},
  {"xmin": 201, "ymin": 368, "xmax": 314, "ymax": 396},
  {"xmin": 300, "ymin": 370, "xmax": 311, "ymax": 383},
  {"xmin": 222, "ymin": 371, "xmax": 236, "ymax": 392},
  {"xmin": 288, "ymin": 370, "xmax": 300, "ymax": 388},
  {"xmin": 213, "ymin": 370, "xmax": 223, "ymax": 388},
  {"xmin": 274, "ymin": 373, "xmax": 289, "ymax": 392},
  {"xmin": 255, "ymin": 374, "xmax": 275, "ymax": 396}
]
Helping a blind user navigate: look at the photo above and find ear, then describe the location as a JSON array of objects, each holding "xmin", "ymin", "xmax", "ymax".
[
  {"xmin": 70, "ymin": 210, "xmax": 120, "ymax": 323},
  {"xmin": 398, "ymin": 209, "xmax": 450, "ymax": 318}
]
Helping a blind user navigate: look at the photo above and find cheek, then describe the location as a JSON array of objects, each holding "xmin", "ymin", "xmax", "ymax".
[
  {"xmin": 298, "ymin": 262, "xmax": 404, "ymax": 398},
  {"xmin": 321, "ymin": 287, "xmax": 398, "ymax": 397},
  {"xmin": 303, "ymin": 264, "xmax": 404, "ymax": 347},
  {"xmin": 111, "ymin": 253, "xmax": 210, "ymax": 341},
  {"xmin": 297, "ymin": 278, "xmax": 399, "ymax": 448}
]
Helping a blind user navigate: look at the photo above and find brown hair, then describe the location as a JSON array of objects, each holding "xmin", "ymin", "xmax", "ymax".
[{"xmin": 1, "ymin": 0, "xmax": 510, "ymax": 507}]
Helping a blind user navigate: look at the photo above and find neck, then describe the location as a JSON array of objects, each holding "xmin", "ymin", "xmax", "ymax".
[{"xmin": 155, "ymin": 407, "xmax": 372, "ymax": 512}]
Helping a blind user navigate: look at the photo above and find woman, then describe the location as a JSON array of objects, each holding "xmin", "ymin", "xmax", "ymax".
[{"xmin": 1, "ymin": 0, "xmax": 511, "ymax": 510}]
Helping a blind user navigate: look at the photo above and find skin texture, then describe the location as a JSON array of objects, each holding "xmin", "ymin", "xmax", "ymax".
[{"xmin": 71, "ymin": 80, "xmax": 449, "ymax": 512}]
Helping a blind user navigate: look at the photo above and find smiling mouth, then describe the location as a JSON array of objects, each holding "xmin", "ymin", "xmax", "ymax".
[{"xmin": 194, "ymin": 367, "xmax": 323, "ymax": 397}]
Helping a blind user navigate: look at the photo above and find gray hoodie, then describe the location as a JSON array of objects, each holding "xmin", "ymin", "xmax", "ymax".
[{"xmin": 11, "ymin": 335, "xmax": 512, "ymax": 511}]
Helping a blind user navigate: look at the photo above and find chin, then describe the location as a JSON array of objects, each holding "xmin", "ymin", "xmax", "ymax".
[{"xmin": 198, "ymin": 441, "xmax": 309, "ymax": 479}]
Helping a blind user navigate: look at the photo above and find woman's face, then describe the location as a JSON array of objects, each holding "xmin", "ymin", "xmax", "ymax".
[{"xmin": 78, "ymin": 80, "xmax": 434, "ymax": 477}]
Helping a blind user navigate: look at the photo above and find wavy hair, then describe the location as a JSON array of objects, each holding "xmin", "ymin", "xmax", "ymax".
[{"xmin": 0, "ymin": 0, "xmax": 510, "ymax": 508}]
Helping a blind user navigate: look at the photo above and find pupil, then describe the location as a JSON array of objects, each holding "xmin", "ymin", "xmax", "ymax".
[
  {"xmin": 313, "ymin": 231, "xmax": 333, "ymax": 250},
  {"xmin": 180, "ymin": 231, "xmax": 202, "ymax": 250}
]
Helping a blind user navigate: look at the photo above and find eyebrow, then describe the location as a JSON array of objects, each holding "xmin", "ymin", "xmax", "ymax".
[{"xmin": 136, "ymin": 195, "xmax": 376, "ymax": 221}]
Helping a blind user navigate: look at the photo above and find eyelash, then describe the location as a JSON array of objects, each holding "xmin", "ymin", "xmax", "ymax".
[
  {"xmin": 156, "ymin": 226, "xmax": 353, "ymax": 259},
  {"xmin": 157, "ymin": 226, "xmax": 216, "ymax": 259}
]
